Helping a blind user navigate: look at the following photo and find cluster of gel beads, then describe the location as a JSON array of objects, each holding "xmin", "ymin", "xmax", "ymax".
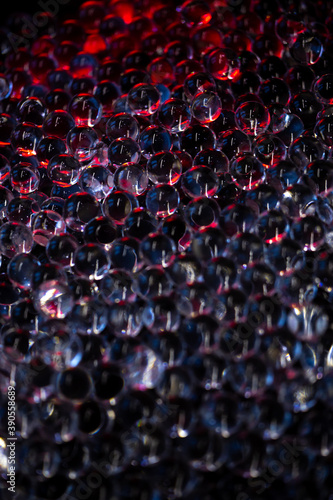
[{"xmin": 1, "ymin": 0, "xmax": 333, "ymax": 498}]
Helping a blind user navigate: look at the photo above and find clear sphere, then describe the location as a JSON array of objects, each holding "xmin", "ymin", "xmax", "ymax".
[
  {"xmin": 235, "ymin": 101, "xmax": 270, "ymax": 136},
  {"xmin": 114, "ymin": 163, "xmax": 148, "ymax": 196},
  {"xmin": 69, "ymin": 93, "xmax": 102, "ymax": 126},
  {"xmin": 127, "ymin": 83, "xmax": 160, "ymax": 116},
  {"xmin": 145, "ymin": 184, "xmax": 180, "ymax": 218},
  {"xmin": 0, "ymin": 222, "xmax": 33, "ymax": 258},
  {"xmin": 47, "ymin": 154, "xmax": 81, "ymax": 187},
  {"xmin": 191, "ymin": 91, "xmax": 222, "ymax": 123},
  {"xmin": 147, "ymin": 151, "xmax": 182, "ymax": 185},
  {"xmin": 34, "ymin": 280, "xmax": 74, "ymax": 319}
]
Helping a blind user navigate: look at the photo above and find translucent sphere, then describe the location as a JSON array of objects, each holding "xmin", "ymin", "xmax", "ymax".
[
  {"xmin": 253, "ymin": 133, "xmax": 287, "ymax": 167},
  {"xmin": 46, "ymin": 233, "xmax": 79, "ymax": 268},
  {"xmin": 181, "ymin": 166, "xmax": 219, "ymax": 198},
  {"xmin": 103, "ymin": 190, "xmax": 137, "ymax": 225},
  {"xmin": 47, "ymin": 154, "xmax": 81, "ymax": 187},
  {"xmin": 193, "ymin": 149, "xmax": 229, "ymax": 175},
  {"xmin": 32, "ymin": 210, "xmax": 66, "ymax": 246},
  {"xmin": 147, "ymin": 151, "xmax": 182, "ymax": 185},
  {"xmin": 191, "ymin": 91, "xmax": 222, "ymax": 124},
  {"xmin": 114, "ymin": 163, "xmax": 148, "ymax": 196},
  {"xmin": 7, "ymin": 253, "xmax": 40, "ymax": 289},
  {"xmin": 74, "ymin": 243, "xmax": 110, "ymax": 280},
  {"xmin": 108, "ymin": 137, "xmax": 141, "ymax": 166},
  {"xmin": 140, "ymin": 232, "xmax": 176, "ymax": 267},
  {"xmin": 235, "ymin": 101, "xmax": 270, "ymax": 136},
  {"xmin": 291, "ymin": 32, "xmax": 323, "ymax": 65},
  {"xmin": 79, "ymin": 165, "xmax": 114, "ymax": 200},
  {"xmin": 34, "ymin": 280, "xmax": 74, "ymax": 319},
  {"xmin": 69, "ymin": 93, "xmax": 102, "ymax": 126},
  {"xmin": 158, "ymin": 98, "xmax": 191, "ymax": 133},
  {"xmin": 185, "ymin": 197, "xmax": 220, "ymax": 230},
  {"xmin": 36, "ymin": 137, "xmax": 67, "ymax": 167},
  {"xmin": 184, "ymin": 72, "xmax": 215, "ymax": 98},
  {"xmin": 63, "ymin": 192, "xmax": 101, "ymax": 231},
  {"xmin": 11, "ymin": 123, "xmax": 43, "ymax": 155},
  {"xmin": 146, "ymin": 184, "xmax": 180, "ymax": 218},
  {"xmin": 6, "ymin": 196, "xmax": 39, "ymax": 226},
  {"xmin": 230, "ymin": 153, "xmax": 265, "ymax": 190},
  {"xmin": 313, "ymin": 74, "xmax": 333, "ymax": 105},
  {"xmin": 139, "ymin": 125, "xmax": 172, "ymax": 159},
  {"xmin": 43, "ymin": 110, "xmax": 75, "ymax": 140},
  {"xmin": 128, "ymin": 83, "xmax": 160, "ymax": 116},
  {"xmin": 66, "ymin": 126, "xmax": 99, "ymax": 162},
  {"xmin": 108, "ymin": 302, "xmax": 142, "ymax": 337},
  {"xmin": 84, "ymin": 216, "xmax": 117, "ymax": 247},
  {"xmin": 0, "ymin": 222, "xmax": 33, "ymax": 258},
  {"xmin": 57, "ymin": 367, "xmax": 92, "ymax": 402},
  {"xmin": 10, "ymin": 163, "xmax": 40, "ymax": 194},
  {"xmin": 106, "ymin": 113, "xmax": 139, "ymax": 140}
]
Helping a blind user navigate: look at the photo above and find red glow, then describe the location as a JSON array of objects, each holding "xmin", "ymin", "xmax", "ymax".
[{"xmin": 83, "ymin": 35, "xmax": 107, "ymax": 54}]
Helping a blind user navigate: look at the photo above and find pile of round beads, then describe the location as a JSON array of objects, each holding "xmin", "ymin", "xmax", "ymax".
[{"xmin": 1, "ymin": 0, "xmax": 333, "ymax": 498}]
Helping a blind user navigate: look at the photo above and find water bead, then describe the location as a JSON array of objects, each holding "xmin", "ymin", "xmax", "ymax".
[
  {"xmin": 258, "ymin": 77, "xmax": 291, "ymax": 106},
  {"xmin": 47, "ymin": 154, "xmax": 81, "ymax": 187},
  {"xmin": 66, "ymin": 126, "xmax": 99, "ymax": 163},
  {"xmin": 64, "ymin": 192, "xmax": 101, "ymax": 231},
  {"xmin": 7, "ymin": 253, "xmax": 40, "ymax": 289},
  {"xmin": 70, "ymin": 77, "xmax": 96, "ymax": 96},
  {"xmin": 31, "ymin": 210, "xmax": 65, "ymax": 247},
  {"xmin": 158, "ymin": 98, "xmax": 191, "ymax": 134},
  {"xmin": 191, "ymin": 91, "xmax": 222, "ymax": 124},
  {"xmin": 79, "ymin": 165, "xmax": 114, "ymax": 199},
  {"xmin": 108, "ymin": 302, "xmax": 143, "ymax": 337},
  {"xmin": 124, "ymin": 208, "xmax": 159, "ymax": 240},
  {"xmin": 74, "ymin": 243, "xmax": 110, "ymax": 280},
  {"xmin": 108, "ymin": 137, "xmax": 141, "ymax": 166},
  {"xmin": 139, "ymin": 125, "xmax": 172, "ymax": 159},
  {"xmin": 114, "ymin": 163, "xmax": 148, "ymax": 196},
  {"xmin": 235, "ymin": 101, "xmax": 270, "ymax": 136},
  {"xmin": 110, "ymin": 237, "xmax": 141, "ymax": 273},
  {"xmin": 68, "ymin": 93, "xmax": 102, "ymax": 127},
  {"xmin": 106, "ymin": 113, "xmax": 139, "ymax": 141},
  {"xmin": 185, "ymin": 197, "xmax": 220, "ymax": 231},
  {"xmin": 184, "ymin": 72, "xmax": 215, "ymax": 99},
  {"xmin": 18, "ymin": 96, "xmax": 46, "ymax": 126},
  {"xmin": 289, "ymin": 91, "xmax": 323, "ymax": 129},
  {"xmin": 290, "ymin": 215, "xmax": 325, "ymax": 250},
  {"xmin": 46, "ymin": 234, "xmax": 79, "ymax": 268},
  {"xmin": 181, "ymin": 165, "xmax": 219, "ymax": 198},
  {"xmin": 42, "ymin": 110, "xmax": 75, "ymax": 140},
  {"xmin": 57, "ymin": 367, "xmax": 92, "ymax": 402},
  {"xmin": 181, "ymin": 124, "xmax": 216, "ymax": 158},
  {"xmin": 230, "ymin": 153, "xmax": 265, "ymax": 190},
  {"xmin": 135, "ymin": 266, "xmax": 174, "ymax": 299},
  {"xmin": 103, "ymin": 190, "xmax": 137, "ymax": 225},
  {"xmin": 83, "ymin": 216, "xmax": 117, "ymax": 248},
  {"xmin": 291, "ymin": 32, "xmax": 323, "ymax": 65},
  {"xmin": 220, "ymin": 203, "xmax": 257, "ymax": 237},
  {"xmin": 315, "ymin": 115, "xmax": 333, "ymax": 148},
  {"xmin": 36, "ymin": 137, "xmax": 67, "ymax": 167},
  {"xmin": 147, "ymin": 151, "xmax": 181, "ymax": 185},
  {"xmin": 140, "ymin": 233, "xmax": 176, "ymax": 267},
  {"xmin": 33, "ymin": 280, "xmax": 74, "ymax": 319},
  {"xmin": 313, "ymin": 73, "xmax": 333, "ymax": 105},
  {"xmin": 70, "ymin": 297, "xmax": 107, "ymax": 335},
  {"xmin": 252, "ymin": 133, "xmax": 287, "ymax": 169},
  {"xmin": 217, "ymin": 129, "xmax": 251, "ymax": 161},
  {"xmin": 0, "ymin": 222, "xmax": 33, "ymax": 258},
  {"xmin": 193, "ymin": 149, "xmax": 229, "ymax": 175},
  {"xmin": 127, "ymin": 83, "xmax": 160, "ymax": 116},
  {"xmin": 11, "ymin": 123, "xmax": 43, "ymax": 154}
]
